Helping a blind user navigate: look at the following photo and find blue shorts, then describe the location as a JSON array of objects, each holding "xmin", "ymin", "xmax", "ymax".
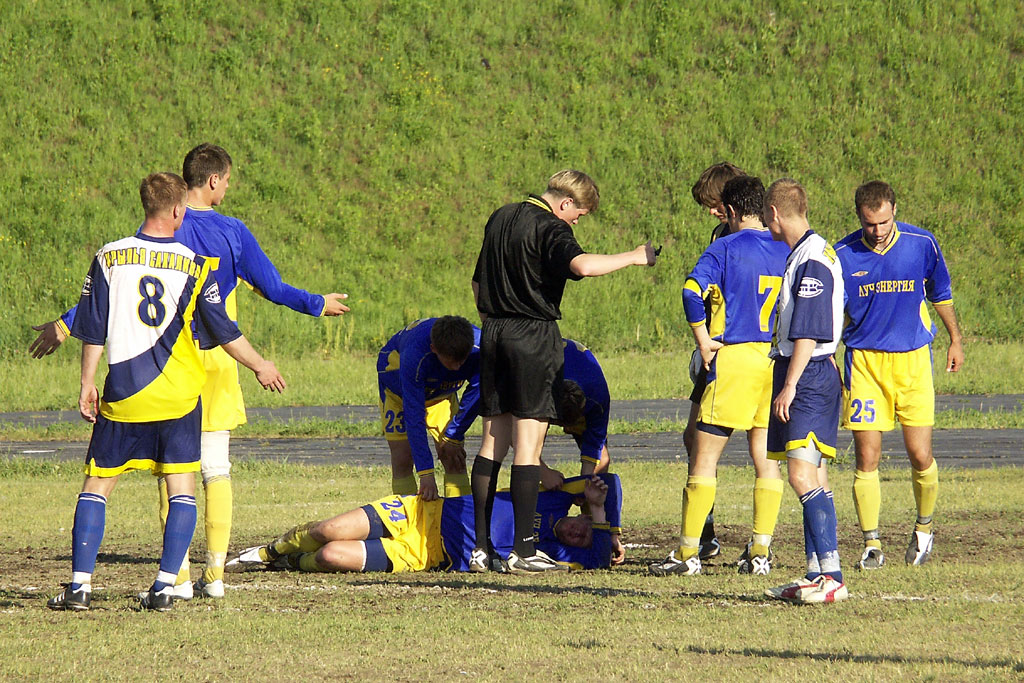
[
  {"xmin": 84, "ymin": 401, "xmax": 202, "ymax": 477},
  {"xmin": 767, "ymin": 356, "xmax": 841, "ymax": 460}
]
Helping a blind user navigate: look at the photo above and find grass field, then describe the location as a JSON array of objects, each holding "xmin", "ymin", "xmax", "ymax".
[
  {"xmin": 2, "ymin": 460, "xmax": 1021, "ymax": 680},
  {"xmin": 4, "ymin": 2, "xmax": 1024, "ymax": 358}
]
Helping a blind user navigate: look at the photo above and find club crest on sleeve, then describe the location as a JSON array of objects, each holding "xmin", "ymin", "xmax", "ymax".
[
  {"xmin": 204, "ymin": 282, "xmax": 222, "ymax": 304},
  {"xmin": 852, "ymin": 270, "xmax": 868, "ymax": 277},
  {"xmin": 797, "ymin": 277, "xmax": 824, "ymax": 298}
]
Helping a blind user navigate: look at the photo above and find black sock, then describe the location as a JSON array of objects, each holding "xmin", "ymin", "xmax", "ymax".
[
  {"xmin": 510, "ymin": 464, "xmax": 541, "ymax": 557},
  {"xmin": 471, "ymin": 456, "xmax": 502, "ymax": 550},
  {"xmin": 701, "ymin": 505, "xmax": 716, "ymax": 542}
]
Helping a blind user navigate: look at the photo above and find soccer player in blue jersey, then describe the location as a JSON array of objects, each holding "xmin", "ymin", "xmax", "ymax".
[
  {"xmin": 835, "ymin": 181, "xmax": 964, "ymax": 570},
  {"xmin": 47, "ymin": 173, "xmax": 285, "ymax": 612},
  {"xmin": 760, "ymin": 179, "xmax": 848, "ymax": 604},
  {"xmin": 226, "ymin": 474, "xmax": 622, "ymax": 575},
  {"xmin": 556, "ymin": 339, "xmax": 612, "ymax": 476},
  {"xmin": 29, "ymin": 143, "xmax": 349, "ymax": 598},
  {"xmin": 651, "ymin": 176, "xmax": 788, "ymax": 577},
  {"xmin": 378, "ymin": 316, "xmax": 480, "ymax": 501},
  {"xmin": 684, "ymin": 162, "xmax": 745, "ymax": 560}
]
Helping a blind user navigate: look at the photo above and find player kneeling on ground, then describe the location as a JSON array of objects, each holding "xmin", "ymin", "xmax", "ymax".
[{"xmin": 226, "ymin": 474, "xmax": 622, "ymax": 575}]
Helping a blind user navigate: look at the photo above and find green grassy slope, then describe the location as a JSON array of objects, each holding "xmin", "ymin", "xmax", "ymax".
[{"xmin": 3, "ymin": 1, "xmax": 1022, "ymax": 359}]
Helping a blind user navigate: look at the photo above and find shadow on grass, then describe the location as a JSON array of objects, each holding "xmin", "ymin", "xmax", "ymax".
[
  {"xmin": 51, "ymin": 552, "xmax": 160, "ymax": 566},
  {"xmin": 685, "ymin": 645, "xmax": 1024, "ymax": 673}
]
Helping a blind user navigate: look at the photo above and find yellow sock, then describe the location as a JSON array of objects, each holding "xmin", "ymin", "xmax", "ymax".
[
  {"xmin": 158, "ymin": 478, "xmax": 192, "ymax": 585},
  {"xmin": 392, "ymin": 474, "xmax": 417, "ymax": 496},
  {"xmin": 679, "ymin": 476, "xmax": 716, "ymax": 559},
  {"xmin": 444, "ymin": 472, "xmax": 471, "ymax": 497},
  {"xmin": 202, "ymin": 476, "xmax": 232, "ymax": 584},
  {"xmin": 912, "ymin": 460, "xmax": 938, "ymax": 533},
  {"xmin": 298, "ymin": 552, "xmax": 328, "ymax": 572},
  {"xmin": 853, "ymin": 468, "xmax": 882, "ymax": 548},
  {"xmin": 270, "ymin": 521, "xmax": 325, "ymax": 557},
  {"xmin": 751, "ymin": 477, "xmax": 784, "ymax": 556}
]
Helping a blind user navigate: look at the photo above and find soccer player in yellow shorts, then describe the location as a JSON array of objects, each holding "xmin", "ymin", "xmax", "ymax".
[
  {"xmin": 651, "ymin": 176, "xmax": 789, "ymax": 577},
  {"xmin": 835, "ymin": 181, "xmax": 964, "ymax": 569}
]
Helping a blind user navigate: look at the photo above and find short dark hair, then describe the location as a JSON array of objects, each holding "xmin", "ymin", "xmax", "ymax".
[
  {"xmin": 182, "ymin": 143, "xmax": 232, "ymax": 189},
  {"xmin": 855, "ymin": 180, "xmax": 896, "ymax": 214},
  {"xmin": 430, "ymin": 316, "xmax": 474, "ymax": 361},
  {"xmin": 139, "ymin": 172, "xmax": 187, "ymax": 217},
  {"xmin": 691, "ymin": 162, "xmax": 745, "ymax": 208},
  {"xmin": 720, "ymin": 175, "xmax": 766, "ymax": 221},
  {"xmin": 557, "ymin": 379, "xmax": 586, "ymax": 426}
]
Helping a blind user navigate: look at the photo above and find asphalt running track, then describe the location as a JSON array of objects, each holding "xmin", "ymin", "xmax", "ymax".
[{"xmin": 2, "ymin": 396, "xmax": 1021, "ymax": 470}]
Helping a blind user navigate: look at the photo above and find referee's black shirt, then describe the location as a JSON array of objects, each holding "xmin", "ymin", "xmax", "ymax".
[{"xmin": 473, "ymin": 195, "xmax": 586, "ymax": 320}]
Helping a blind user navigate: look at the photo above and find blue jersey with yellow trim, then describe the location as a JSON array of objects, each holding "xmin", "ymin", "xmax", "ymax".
[
  {"xmin": 560, "ymin": 339, "xmax": 610, "ymax": 465},
  {"xmin": 377, "ymin": 318, "xmax": 482, "ymax": 474},
  {"xmin": 834, "ymin": 222, "xmax": 953, "ymax": 352},
  {"xmin": 440, "ymin": 474, "xmax": 622, "ymax": 571},
  {"xmin": 683, "ymin": 228, "xmax": 789, "ymax": 344},
  {"xmin": 71, "ymin": 234, "xmax": 240, "ymax": 423},
  {"xmin": 773, "ymin": 231, "xmax": 844, "ymax": 359}
]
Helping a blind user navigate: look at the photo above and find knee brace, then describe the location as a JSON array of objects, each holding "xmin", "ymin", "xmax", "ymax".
[{"xmin": 200, "ymin": 430, "xmax": 232, "ymax": 483}]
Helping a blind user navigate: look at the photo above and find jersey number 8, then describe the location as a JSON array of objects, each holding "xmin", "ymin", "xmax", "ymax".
[{"xmin": 137, "ymin": 275, "xmax": 167, "ymax": 327}]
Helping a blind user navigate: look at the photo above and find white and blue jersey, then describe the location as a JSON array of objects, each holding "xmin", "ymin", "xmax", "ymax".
[
  {"xmin": 71, "ymin": 234, "xmax": 239, "ymax": 423},
  {"xmin": 440, "ymin": 474, "xmax": 623, "ymax": 571},
  {"xmin": 560, "ymin": 339, "xmax": 610, "ymax": 467},
  {"xmin": 377, "ymin": 319, "xmax": 482, "ymax": 475},
  {"xmin": 773, "ymin": 231, "xmax": 844, "ymax": 359},
  {"xmin": 834, "ymin": 221, "xmax": 953, "ymax": 352}
]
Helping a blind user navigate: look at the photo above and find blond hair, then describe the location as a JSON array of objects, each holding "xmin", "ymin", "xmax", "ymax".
[
  {"xmin": 140, "ymin": 172, "xmax": 188, "ymax": 217},
  {"xmin": 547, "ymin": 169, "xmax": 600, "ymax": 212},
  {"xmin": 764, "ymin": 178, "xmax": 807, "ymax": 219}
]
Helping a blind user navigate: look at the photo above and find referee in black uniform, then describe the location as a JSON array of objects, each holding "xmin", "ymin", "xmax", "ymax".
[{"xmin": 470, "ymin": 170, "xmax": 657, "ymax": 573}]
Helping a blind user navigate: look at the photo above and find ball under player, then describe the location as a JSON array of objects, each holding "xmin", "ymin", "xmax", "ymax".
[
  {"xmin": 377, "ymin": 316, "xmax": 480, "ymax": 501},
  {"xmin": 650, "ymin": 175, "xmax": 788, "ymax": 577},
  {"xmin": 29, "ymin": 143, "xmax": 349, "ymax": 599},
  {"xmin": 47, "ymin": 173, "xmax": 285, "ymax": 612},
  {"xmin": 470, "ymin": 170, "xmax": 656, "ymax": 574},
  {"xmin": 225, "ymin": 474, "xmax": 622, "ymax": 575},
  {"xmin": 684, "ymin": 161, "xmax": 745, "ymax": 560},
  {"xmin": 761, "ymin": 179, "xmax": 848, "ymax": 605},
  {"xmin": 834, "ymin": 181, "xmax": 964, "ymax": 570}
]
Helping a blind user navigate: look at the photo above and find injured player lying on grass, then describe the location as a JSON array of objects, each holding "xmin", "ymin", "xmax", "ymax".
[{"xmin": 226, "ymin": 474, "xmax": 623, "ymax": 575}]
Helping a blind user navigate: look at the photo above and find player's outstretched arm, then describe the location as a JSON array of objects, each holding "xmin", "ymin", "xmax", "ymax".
[
  {"xmin": 321, "ymin": 293, "xmax": 351, "ymax": 316},
  {"xmin": 569, "ymin": 241, "xmax": 657, "ymax": 278},
  {"xmin": 933, "ymin": 303, "xmax": 964, "ymax": 372},
  {"xmin": 30, "ymin": 320, "xmax": 67, "ymax": 358},
  {"xmin": 220, "ymin": 336, "xmax": 286, "ymax": 392}
]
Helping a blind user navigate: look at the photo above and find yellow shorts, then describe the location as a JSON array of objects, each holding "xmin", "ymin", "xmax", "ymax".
[
  {"xmin": 198, "ymin": 346, "xmax": 247, "ymax": 432},
  {"xmin": 367, "ymin": 495, "xmax": 445, "ymax": 572},
  {"xmin": 842, "ymin": 345, "xmax": 934, "ymax": 431},
  {"xmin": 700, "ymin": 342, "xmax": 773, "ymax": 430},
  {"xmin": 380, "ymin": 388, "xmax": 459, "ymax": 444}
]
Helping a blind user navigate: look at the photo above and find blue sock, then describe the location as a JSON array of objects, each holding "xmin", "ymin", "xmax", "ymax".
[
  {"xmin": 800, "ymin": 488, "xmax": 826, "ymax": 581},
  {"xmin": 821, "ymin": 492, "xmax": 843, "ymax": 583},
  {"xmin": 801, "ymin": 487, "xmax": 843, "ymax": 584},
  {"xmin": 70, "ymin": 492, "xmax": 107, "ymax": 589},
  {"xmin": 154, "ymin": 494, "xmax": 197, "ymax": 592}
]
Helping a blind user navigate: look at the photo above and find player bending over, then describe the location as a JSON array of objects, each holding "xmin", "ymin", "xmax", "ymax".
[
  {"xmin": 226, "ymin": 474, "xmax": 622, "ymax": 575},
  {"xmin": 377, "ymin": 316, "xmax": 480, "ymax": 500}
]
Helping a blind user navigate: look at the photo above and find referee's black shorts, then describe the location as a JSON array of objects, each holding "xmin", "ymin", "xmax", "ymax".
[{"xmin": 480, "ymin": 317, "xmax": 563, "ymax": 420}]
